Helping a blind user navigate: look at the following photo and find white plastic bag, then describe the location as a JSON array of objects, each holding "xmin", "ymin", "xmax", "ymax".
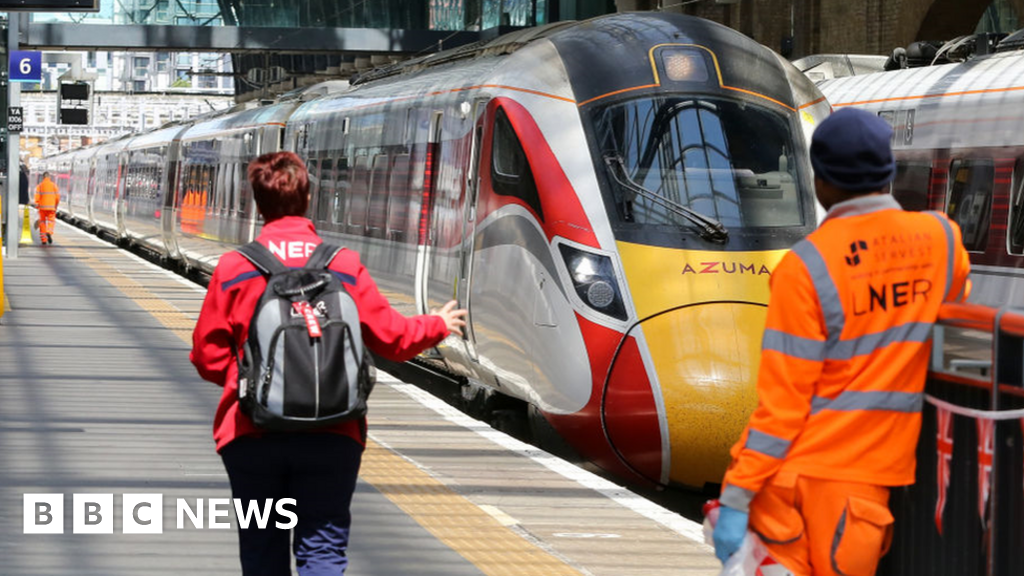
[
  {"xmin": 719, "ymin": 532, "xmax": 770, "ymax": 576},
  {"xmin": 703, "ymin": 500, "xmax": 794, "ymax": 576}
]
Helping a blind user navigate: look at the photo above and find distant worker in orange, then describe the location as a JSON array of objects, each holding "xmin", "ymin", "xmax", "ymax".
[
  {"xmin": 34, "ymin": 171, "xmax": 59, "ymax": 245},
  {"xmin": 713, "ymin": 108, "xmax": 971, "ymax": 575}
]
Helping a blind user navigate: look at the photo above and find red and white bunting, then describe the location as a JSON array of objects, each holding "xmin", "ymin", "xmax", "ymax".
[
  {"xmin": 976, "ymin": 419, "xmax": 994, "ymax": 523},
  {"xmin": 935, "ymin": 406, "xmax": 954, "ymax": 535}
]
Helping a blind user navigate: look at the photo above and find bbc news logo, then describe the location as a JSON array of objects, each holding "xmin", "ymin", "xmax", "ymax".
[{"xmin": 23, "ymin": 494, "xmax": 297, "ymax": 534}]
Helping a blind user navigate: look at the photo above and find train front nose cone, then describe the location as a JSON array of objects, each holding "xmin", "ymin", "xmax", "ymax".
[{"xmin": 643, "ymin": 303, "xmax": 765, "ymax": 488}]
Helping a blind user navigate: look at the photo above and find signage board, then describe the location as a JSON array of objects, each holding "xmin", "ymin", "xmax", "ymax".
[
  {"xmin": 0, "ymin": 1, "xmax": 99, "ymax": 11},
  {"xmin": 9, "ymin": 51, "xmax": 42, "ymax": 83},
  {"xmin": 8, "ymin": 107, "xmax": 23, "ymax": 132},
  {"xmin": 60, "ymin": 108, "xmax": 88, "ymax": 125}
]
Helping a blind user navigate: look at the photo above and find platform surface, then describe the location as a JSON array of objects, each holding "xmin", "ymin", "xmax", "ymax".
[{"xmin": 0, "ymin": 222, "xmax": 718, "ymax": 575}]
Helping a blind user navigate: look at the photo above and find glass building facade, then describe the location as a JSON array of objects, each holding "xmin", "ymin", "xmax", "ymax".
[
  {"xmin": 31, "ymin": 0, "xmax": 224, "ymax": 25},
  {"xmin": 27, "ymin": 0, "xmax": 617, "ymax": 30},
  {"xmin": 976, "ymin": 0, "xmax": 1020, "ymax": 33}
]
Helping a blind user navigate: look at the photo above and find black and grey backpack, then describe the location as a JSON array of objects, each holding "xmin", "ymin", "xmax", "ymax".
[{"xmin": 235, "ymin": 241, "xmax": 374, "ymax": 430}]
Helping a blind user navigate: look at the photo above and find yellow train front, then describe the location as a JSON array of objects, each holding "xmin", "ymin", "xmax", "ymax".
[{"xmin": 519, "ymin": 14, "xmax": 829, "ymax": 489}]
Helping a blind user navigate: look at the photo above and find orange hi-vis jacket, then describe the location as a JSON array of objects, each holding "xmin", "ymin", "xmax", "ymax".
[
  {"xmin": 35, "ymin": 178, "xmax": 59, "ymax": 210},
  {"xmin": 721, "ymin": 194, "xmax": 971, "ymax": 512}
]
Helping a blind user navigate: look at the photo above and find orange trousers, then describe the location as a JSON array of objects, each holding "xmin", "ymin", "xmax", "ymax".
[
  {"xmin": 38, "ymin": 209, "xmax": 56, "ymax": 236},
  {"xmin": 748, "ymin": 472, "xmax": 894, "ymax": 576}
]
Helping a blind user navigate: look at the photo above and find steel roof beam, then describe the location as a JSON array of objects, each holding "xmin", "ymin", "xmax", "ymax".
[{"xmin": 22, "ymin": 23, "xmax": 481, "ymax": 54}]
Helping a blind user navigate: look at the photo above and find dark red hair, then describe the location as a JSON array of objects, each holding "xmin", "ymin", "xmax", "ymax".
[{"xmin": 248, "ymin": 151, "xmax": 309, "ymax": 221}]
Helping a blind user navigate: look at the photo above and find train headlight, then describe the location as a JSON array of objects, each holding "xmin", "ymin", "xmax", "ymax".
[
  {"xmin": 559, "ymin": 244, "xmax": 628, "ymax": 321},
  {"xmin": 662, "ymin": 49, "xmax": 709, "ymax": 83}
]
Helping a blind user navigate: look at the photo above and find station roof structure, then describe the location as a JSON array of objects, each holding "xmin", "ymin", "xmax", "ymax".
[{"xmin": 14, "ymin": 0, "xmax": 614, "ymax": 100}]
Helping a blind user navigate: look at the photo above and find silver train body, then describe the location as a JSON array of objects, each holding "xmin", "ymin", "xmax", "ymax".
[
  {"xmin": 39, "ymin": 13, "xmax": 829, "ymax": 489},
  {"xmin": 816, "ymin": 44, "xmax": 1024, "ymax": 308}
]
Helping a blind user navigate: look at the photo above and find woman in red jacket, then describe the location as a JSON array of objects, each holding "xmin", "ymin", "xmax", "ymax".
[{"xmin": 191, "ymin": 151, "xmax": 466, "ymax": 576}]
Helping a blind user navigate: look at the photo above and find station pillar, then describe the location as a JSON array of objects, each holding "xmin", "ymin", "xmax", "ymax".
[{"xmin": 2, "ymin": 14, "xmax": 20, "ymax": 261}]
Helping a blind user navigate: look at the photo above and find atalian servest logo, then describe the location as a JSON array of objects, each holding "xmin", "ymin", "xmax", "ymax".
[{"xmin": 845, "ymin": 240, "xmax": 869, "ymax": 266}]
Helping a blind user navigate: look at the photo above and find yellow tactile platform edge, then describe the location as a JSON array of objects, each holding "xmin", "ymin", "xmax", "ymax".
[
  {"xmin": 361, "ymin": 442, "xmax": 581, "ymax": 575},
  {"xmin": 59, "ymin": 233, "xmax": 582, "ymax": 576}
]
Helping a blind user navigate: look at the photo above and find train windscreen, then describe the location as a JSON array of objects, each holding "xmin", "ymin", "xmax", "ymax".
[{"xmin": 592, "ymin": 97, "xmax": 805, "ymax": 235}]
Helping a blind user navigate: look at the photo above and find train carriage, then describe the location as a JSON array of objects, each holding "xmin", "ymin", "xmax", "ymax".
[
  {"xmin": 120, "ymin": 123, "xmax": 191, "ymax": 255},
  {"xmin": 66, "ymin": 147, "xmax": 98, "ymax": 225},
  {"xmin": 816, "ymin": 35, "xmax": 1024, "ymax": 309},
  {"xmin": 171, "ymin": 102, "xmax": 300, "ymax": 272},
  {"xmin": 88, "ymin": 135, "xmax": 134, "ymax": 239}
]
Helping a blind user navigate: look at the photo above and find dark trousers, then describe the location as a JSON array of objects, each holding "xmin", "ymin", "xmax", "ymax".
[{"xmin": 220, "ymin": 433, "xmax": 364, "ymax": 576}]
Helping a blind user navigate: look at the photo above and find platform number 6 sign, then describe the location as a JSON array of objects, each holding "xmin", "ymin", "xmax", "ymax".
[{"xmin": 10, "ymin": 51, "xmax": 42, "ymax": 83}]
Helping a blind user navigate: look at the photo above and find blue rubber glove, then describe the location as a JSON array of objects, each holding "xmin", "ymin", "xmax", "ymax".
[{"xmin": 713, "ymin": 505, "xmax": 749, "ymax": 563}]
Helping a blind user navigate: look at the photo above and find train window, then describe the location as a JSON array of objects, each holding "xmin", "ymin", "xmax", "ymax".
[
  {"xmin": 891, "ymin": 162, "xmax": 931, "ymax": 211},
  {"xmin": 307, "ymin": 158, "xmax": 326, "ymax": 223},
  {"xmin": 239, "ymin": 163, "xmax": 252, "ymax": 217},
  {"xmin": 316, "ymin": 158, "xmax": 335, "ymax": 224},
  {"xmin": 367, "ymin": 154, "xmax": 390, "ymax": 238},
  {"xmin": 221, "ymin": 163, "xmax": 233, "ymax": 215},
  {"xmin": 592, "ymin": 96, "xmax": 803, "ymax": 230},
  {"xmin": 332, "ymin": 157, "xmax": 349, "ymax": 226},
  {"xmin": 222, "ymin": 162, "xmax": 232, "ymax": 211},
  {"xmin": 946, "ymin": 159, "xmax": 994, "ymax": 252},
  {"xmin": 491, "ymin": 108, "xmax": 543, "ymax": 220},
  {"xmin": 349, "ymin": 156, "xmax": 370, "ymax": 234},
  {"xmin": 307, "ymin": 158, "xmax": 320, "ymax": 198},
  {"xmin": 388, "ymin": 154, "xmax": 412, "ymax": 242},
  {"xmin": 1009, "ymin": 158, "xmax": 1024, "ymax": 254}
]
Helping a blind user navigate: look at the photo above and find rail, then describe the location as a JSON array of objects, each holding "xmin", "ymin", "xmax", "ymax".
[{"xmin": 879, "ymin": 303, "xmax": 1024, "ymax": 576}]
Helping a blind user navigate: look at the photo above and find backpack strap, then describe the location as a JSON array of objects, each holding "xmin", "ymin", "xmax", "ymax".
[
  {"xmin": 306, "ymin": 243, "xmax": 343, "ymax": 271},
  {"xmin": 236, "ymin": 241, "xmax": 289, "ymax": 276}
]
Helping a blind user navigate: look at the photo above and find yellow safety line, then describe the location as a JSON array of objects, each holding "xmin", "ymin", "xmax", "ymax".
[
  {"xmin": 361, "ymin": 441, "xmax": 581, "ymax": 575},
  {"xmin": 63, "ymin": 246, "xmax": 196, "ymax": 343},
  {"xmin": 60, "ymin": 235, "xmax": 581, "ymax": 576},
  {"xmin": 2, "ymin": 292, "xmax": 10, "ymax": 313}
]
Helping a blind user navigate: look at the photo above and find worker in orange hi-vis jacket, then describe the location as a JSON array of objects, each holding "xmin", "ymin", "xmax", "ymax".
[
  {"xmin": 33, "ymin": 171, "xmax": 60, "ymax": 245},
  {"xmin": 713, "ymin": 108, "xmax": 972, "ymax": 576}
]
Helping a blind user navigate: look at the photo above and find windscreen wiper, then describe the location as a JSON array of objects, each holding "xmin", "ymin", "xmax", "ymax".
[{"xmin": 604, "ymin": 155, "xmax": 729, "ymax": 244}]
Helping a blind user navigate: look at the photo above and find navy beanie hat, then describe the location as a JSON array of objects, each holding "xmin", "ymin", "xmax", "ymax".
[{"xmin": 810, "ymin": 108, "xmax": 896, "ymax": 193}]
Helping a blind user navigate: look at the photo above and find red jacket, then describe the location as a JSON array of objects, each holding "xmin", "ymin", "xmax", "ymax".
[{"xmin": 190, "ymin": 216, "xmax": 448, "ymax": 451}]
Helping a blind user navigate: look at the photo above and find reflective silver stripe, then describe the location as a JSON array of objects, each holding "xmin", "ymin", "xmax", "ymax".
[
  {"xmin": 925, "ymin": 211, "xmax": 955, "ymax": 301},
  {"xmin": 792, "ymin": 240, "xmax": 845, "ymax": 344},
  {"xmin": 811, "ymin": 391, "xmax": 924, "ymax": 415},
  {"xmin": 720, "ymin": 484, "xmax": 756, "ymax": 513},
  {"xmin": 762, "ymin": 329, "xmax": 826, "ymax": 361},
  {"xmin": 745, "ymin": 429, "xmax": 791, "ymax": 459},
  {"xmin": 827, "ymin": 322, "xmax": 933, "ymax": 360},
  {"xmin": 831, "ymin": 508, "xmax": 848, "ymax": 575}
]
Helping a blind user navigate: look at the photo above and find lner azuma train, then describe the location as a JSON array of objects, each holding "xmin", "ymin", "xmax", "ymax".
[
  {"xmin": 40, "ymin": 13, "xmax": 828, "ymax": 490},
  {"xmin": 813, "ymin": 29, "xmax": 1024, "ymax": 310}
]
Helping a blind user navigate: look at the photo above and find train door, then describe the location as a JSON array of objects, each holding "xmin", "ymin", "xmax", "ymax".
[
  {"xmin": 114, "ymin": 152, "xmax": 128, "ymax": 239},
  {"xmin": 415, "ymin": 112, "xmax": 443, "ymax": 317},
  {"xmin": 455, "ymin": 98, "xmax": 489, "ymax": 361},
  {"xmin": 162, "ymin": 139, "xmax": 182, "ymax": 259}
]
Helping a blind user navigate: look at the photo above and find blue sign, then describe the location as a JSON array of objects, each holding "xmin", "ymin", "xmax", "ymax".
[{"xmin": 10, "ymin": 51, "xmax": 42, "ymax": 83}]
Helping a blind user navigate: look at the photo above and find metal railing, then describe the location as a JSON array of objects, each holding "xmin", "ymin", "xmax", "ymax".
[{"xmin": 879, "ymin": 303, "xmax": 1024, "ymax": 576}]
